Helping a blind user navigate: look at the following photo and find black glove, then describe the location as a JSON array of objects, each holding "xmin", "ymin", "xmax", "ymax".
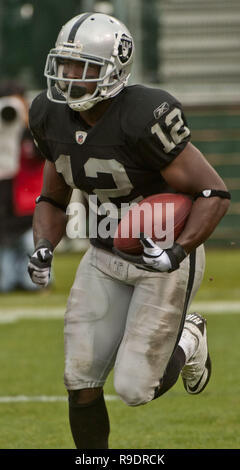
[
  {"xmin": 113, "ymin": 233, "xmax": 187, "ymax": 273},
  {"xmin": 28, "ymin": 239, "xmax": 53, "ymax": 287}
]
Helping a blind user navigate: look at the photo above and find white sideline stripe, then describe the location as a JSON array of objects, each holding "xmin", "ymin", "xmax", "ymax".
[
  {"xmin": 0, "ymin": 308, "xmax": 65, "ymax": 323},
  {"xmin": 0, "ymin": 302, "xmax": 240, "ymax": 323},
  {"xmin": 192, "ymin": 301, "xmax": 240, "ymax": 313},
  {"xmin": 0, "ymin": 395, "xmax": 118, "ymax": 403}
]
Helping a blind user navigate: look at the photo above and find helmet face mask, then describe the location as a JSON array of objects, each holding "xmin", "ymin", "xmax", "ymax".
[{"xmin": 44, "ymin": 13, "xmax": 134, "ymax": 111}]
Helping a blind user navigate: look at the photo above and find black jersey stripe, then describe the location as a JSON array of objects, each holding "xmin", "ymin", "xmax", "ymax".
[{"xmin": 68, "ymin": 13, "xmax": 93, "ymax": 43}]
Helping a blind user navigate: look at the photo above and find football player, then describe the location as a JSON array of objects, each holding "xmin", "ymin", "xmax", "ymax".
[{"xmin": 28, "ymin": 12, "xmax": 230, "ymax": 449}]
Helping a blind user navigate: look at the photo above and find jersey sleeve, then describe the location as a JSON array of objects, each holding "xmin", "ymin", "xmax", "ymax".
[
  {"xmin": 28, "ymin": 92, "xmax": 53, "ymax": 162},
  {"xmin": 136, "ymin": 100, "xmax": 191, "ymax": 170},
  {"xmin": 123, "ymin": 87, "xmax": 191, "ymax": 171}
]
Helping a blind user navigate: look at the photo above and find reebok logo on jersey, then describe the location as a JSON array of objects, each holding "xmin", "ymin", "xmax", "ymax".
[
  {"xmin": 153, "ymin": 102, "xmax": 169, "ymax": 120},
  {"xmin": 75, "ymin": 131, "xmax": 88, "ymax": 145}
]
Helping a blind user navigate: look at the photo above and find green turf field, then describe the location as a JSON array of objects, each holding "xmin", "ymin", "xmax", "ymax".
[{"xmin": 0, "ymin": 248, "xmax": 239, "ymax": 449}]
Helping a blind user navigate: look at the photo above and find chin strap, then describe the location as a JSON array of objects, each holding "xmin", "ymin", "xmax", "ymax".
[{"xmin": 69, "ymin": 95, "xmax": 101, "ymax": 112}]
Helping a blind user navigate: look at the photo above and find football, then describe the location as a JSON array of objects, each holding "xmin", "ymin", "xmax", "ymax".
[{"xmin": 113, "ymin": 193, "xmax": 192, "ymax": 254}]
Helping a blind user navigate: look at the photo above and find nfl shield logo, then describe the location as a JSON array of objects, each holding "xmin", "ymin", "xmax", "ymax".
[{"xmin": 75, "ymin": 131, "xmax": 88, "ymax": 145}]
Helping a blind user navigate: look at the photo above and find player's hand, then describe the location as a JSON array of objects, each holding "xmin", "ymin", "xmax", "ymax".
[
  {"xmin": 28, "ymin": 243, "xmax": 53, "ymax": 287},
  {"xmin": 113, "ymin": 233, "xmax": 187, "ymax": 273}
]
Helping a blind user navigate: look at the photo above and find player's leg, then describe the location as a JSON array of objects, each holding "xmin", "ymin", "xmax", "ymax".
[
  {"xmin": 64, "ymin": 246, "xmax": 134, "ymax": 448},
  {"xmin": 159, "ymin": 246, "xmax": 210, "ymax": 397},
  {"xmin": 113, "ymin": 245, "xmax": 206, "ymax": 405},
  {"xmin": 156, "ymin": 246, "xmax": 211, "ymax": 397},
  {"xmin": 67, "ymin": 387, "xmax": 109, "ymax": 449}
]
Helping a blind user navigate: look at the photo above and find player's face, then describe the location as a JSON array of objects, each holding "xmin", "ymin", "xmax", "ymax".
[{"xmin": 59, "ymin": 58, "xmax": 100, "ymax": 97}]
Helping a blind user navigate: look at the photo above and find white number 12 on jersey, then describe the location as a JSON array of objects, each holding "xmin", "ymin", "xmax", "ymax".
[{"xmin": 151, "ymin": 107, "xmax": 190, "ymax": 153}]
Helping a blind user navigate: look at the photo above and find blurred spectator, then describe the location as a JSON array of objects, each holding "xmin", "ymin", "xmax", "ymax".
[{"xmin": 0, "ymin": 81, "xmax": 44, "ymax": 292}]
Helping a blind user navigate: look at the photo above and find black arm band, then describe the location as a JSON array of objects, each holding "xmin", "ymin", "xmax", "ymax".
[
  {"xmin": 165, "ymin": 242, "xmax": 187, "ymax": 272},
  {"xmin": 35, "ymin": 238, "xmax": 54, "ymax": 252},
  {"xmin": 36, "ymin": 195, "xmax": 67, "ymax": 212},
  {"xmin": 194, "ymin": 189, "xmax": 231, "ymax": 201}
]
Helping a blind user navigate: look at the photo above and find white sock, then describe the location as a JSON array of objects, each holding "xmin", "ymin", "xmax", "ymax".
[{"xmin": 178, "ymin": 328, "xmax": 198, "ymax": 363}]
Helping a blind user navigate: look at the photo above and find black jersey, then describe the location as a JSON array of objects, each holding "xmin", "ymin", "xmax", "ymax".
[{"xmin": 29, "ymin": 85, "xmax": 191, "ymax": 250}]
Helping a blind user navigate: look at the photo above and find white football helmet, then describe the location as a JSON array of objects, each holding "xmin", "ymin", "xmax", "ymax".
[{"xmin": 44, "ymin": 12, "xmax": 135, "ymax": 111}]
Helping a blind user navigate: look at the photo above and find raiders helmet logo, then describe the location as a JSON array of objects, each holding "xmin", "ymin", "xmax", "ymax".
[{"xmin": 118, "ymin": 34, "xmax": 133, "ymax": 64}]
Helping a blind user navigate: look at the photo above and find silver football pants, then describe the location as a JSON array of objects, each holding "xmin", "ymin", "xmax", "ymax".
[{"xmin": 64, "ymin": 244, "xmax": 205, "ymax": 406}]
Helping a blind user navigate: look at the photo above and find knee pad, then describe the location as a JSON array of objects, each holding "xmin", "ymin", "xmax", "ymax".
[{"xmin": 114, "ymin": 376, "xmax": 153, "ymax": 406}]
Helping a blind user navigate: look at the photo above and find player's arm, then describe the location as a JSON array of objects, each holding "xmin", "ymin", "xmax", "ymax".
[
  {"xmin": 161, "ymin": 141, "xmax": 230, "ymax": 253},
  {"xmin": 114, "ymin": 98, "xmax": 230, "ymax": 273},
  {"xmin": 114, "ymin": 147, "xmax": 230, "ymax": 273},
  {"xmin": 28, "ymin": 160, "xmax": 72, "ymax": 287},
  {"xmin": 33, "ymin": 160, "xmax": 72, "ymax": 247}
]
